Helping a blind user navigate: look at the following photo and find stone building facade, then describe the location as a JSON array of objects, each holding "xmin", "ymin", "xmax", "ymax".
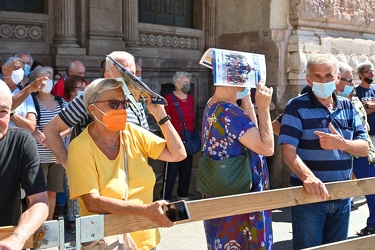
[{"xmin": 1, "ymin": 0, "xmax": 374, "ymax": 188}]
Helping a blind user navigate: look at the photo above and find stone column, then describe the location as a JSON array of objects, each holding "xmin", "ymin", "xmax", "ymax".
[
  {"xmin": 51, "ymin": 0, "xmax": 80, "ymax": 48},
  {"xmin": 123, "ymin": 0, "xmax": 141, "ymax": 53},
  {"xmin": 205, "ymin": 0, "xmax": 218, "ymax": 49}
]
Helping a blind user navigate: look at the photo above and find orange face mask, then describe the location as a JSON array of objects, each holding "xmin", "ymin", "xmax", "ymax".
[{"xmin": 92, "ymin": 105, "xmax": 127, "ymax": 131}]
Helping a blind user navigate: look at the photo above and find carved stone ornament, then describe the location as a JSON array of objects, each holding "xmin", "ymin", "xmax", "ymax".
[
  {"xmin": 139, "ymin": 33, "xmax": 199, "ymax": 50},
  {"xmin": 0, "ymin": 23, "xmax": 43, "ymax": 40},
  {"xmin": 289, "ymin": 0, "xmax": 375, "ymax": 30}
]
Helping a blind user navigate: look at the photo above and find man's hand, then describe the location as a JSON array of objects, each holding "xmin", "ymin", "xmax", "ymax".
[
  {"xmin": 27, "ymin": 77, "xmax": 48, "ymax": 92},
  {"xmin": 314, "ymin": 123, "xmax": 344, "ymax": 150},
  {"xmin": 303, "ymin": 175, "xmax": 330, "ymax": 200}
]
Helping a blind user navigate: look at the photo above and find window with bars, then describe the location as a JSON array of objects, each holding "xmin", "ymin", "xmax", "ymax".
[
  {"xmin": 139, "ymin": 0, "xmax": 194, "ymax": 28},
  {"xmin": 0, "ymin": 0, "xmax": 47, "ymax": 14}
]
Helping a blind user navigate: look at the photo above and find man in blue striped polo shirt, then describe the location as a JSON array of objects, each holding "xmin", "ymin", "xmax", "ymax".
[{"xmin": 279, "ymin": 53, "xmax": 369, "ymax": 249}]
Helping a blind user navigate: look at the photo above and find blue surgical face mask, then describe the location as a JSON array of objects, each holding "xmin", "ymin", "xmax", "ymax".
[
  {"xmin": 338, "ymin": 85, "xmax": 354, "ymax": 97},
  {"xmin": 137, "ymin": 76, "xmax": 142, "ymax": 81},
  {"xmin": 236, "ymin": 87, "xmax": 251, "ymax": 100},
  {"xmin": 311, "ymin": 80, "xmax": 336, "ymax": 99},
  {"xmin": 24, "ymin": 64, "xmax": 31, "ymax": 77},
  {"xmin": 77, "ymin": 90, "xmax": 85, "ymax": 97}
]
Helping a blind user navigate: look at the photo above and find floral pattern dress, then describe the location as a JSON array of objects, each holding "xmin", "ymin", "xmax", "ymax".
[{"xmin": 200, "ymin": 102, "xmax": 273, "ymax": 250}]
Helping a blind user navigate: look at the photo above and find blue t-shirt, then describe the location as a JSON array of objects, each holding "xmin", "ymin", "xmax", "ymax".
[
  {"xmin": 356, "ymin": 85, "xmax": 375, "ymax": 135},
  {"xmin": 278, "ymin": 90, "xmax": 367, "ymax": 186}
]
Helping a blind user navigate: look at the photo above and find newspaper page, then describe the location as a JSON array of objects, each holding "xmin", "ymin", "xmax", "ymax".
[
  {"xmin": 199, "ymin": 48, "xmax": 266, "ymax": 88},
  {"xmin": 107, "ymin": 55, "xmax": 168, "ymax": 105}
]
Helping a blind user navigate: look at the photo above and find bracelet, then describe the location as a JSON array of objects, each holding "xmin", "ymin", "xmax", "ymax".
[
  {"xmin": 158, "ymin": 115, "xmax": 171, "ymax": 126},
  {"xmin": 10, "ymin": 231, "xmax": 26, "ymax": 241}
]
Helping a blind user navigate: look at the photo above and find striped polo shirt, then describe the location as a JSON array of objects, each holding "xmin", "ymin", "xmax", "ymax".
[{"xmin": 278, "ymin": 90, "xmax": 367, "ymax": 186}]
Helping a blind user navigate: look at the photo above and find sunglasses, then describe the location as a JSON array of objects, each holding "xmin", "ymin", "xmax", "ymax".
[
  {"xmin": 340, "ymin": 77, "xmax": 353, "ymax": 83},
  {"xmin": 92, "ymin": 99, "xmax": 129, "ymax": 110}
]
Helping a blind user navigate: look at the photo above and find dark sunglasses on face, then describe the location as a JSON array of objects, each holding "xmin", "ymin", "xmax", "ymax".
[
  {"xmin": 340, "ymin": 77, "xmax": 353, "ymax": 84},
  {"xmin": 92, "ymin": 99, "xmax": 129, "ymax": 109}
]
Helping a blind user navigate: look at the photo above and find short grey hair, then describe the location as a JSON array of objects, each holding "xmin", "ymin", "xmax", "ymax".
[
  {"xmin": 357, "ymin": 61, "xmax": 374, "ymax": 74},
  {"xmin": 28, "ymin": 66, "xmax": 53, "ymax": 83},
  {"xmin": 14, "ymin": 51, "xmax": 34, "ymax": 66},
  {"xmin": 338, "ymin": 62, "xmax": 353, "ymax": 76},
  {"xmin": 0, "ymin": 80, "xmax": 12, "ymax": 108},
  {"xmin": 306, "ymin": 53, "xmax": 338, "ymax": 76},
  {"xmin": 3, "ymin": 57, "xmax": 25, "ymax": 68},
  {"xmin": 172, "ymin": 71, "xmax": 192, "ymax": 85},
  {"xmin": 83, "ymin": 78, "xmax": 123, "ymax": 113}
]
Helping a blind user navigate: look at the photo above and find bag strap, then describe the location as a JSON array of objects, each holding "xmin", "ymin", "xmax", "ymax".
[
  {"xmin": 171, "ymin": 92, "xmax": 187, "ymax": 131},
  {"xmin": 203, "ymin": 102, "xmax": 248, "ymax": 155},
  {"xmin": 121, "ymin": 134, "xmax": 129, "ymax": 201}
]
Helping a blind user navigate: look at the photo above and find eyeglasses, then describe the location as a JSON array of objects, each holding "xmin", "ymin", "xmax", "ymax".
[
  {"xmin": 92, "ymin": 99, "xmax": 129, "ymax": 110},
  {"xmin": 363, "ymin": 70, "xmax": 375, "ymax": 74},
  {"xmin": 340, "ymin": 77, "xmax": 353, "ymax": 83}
]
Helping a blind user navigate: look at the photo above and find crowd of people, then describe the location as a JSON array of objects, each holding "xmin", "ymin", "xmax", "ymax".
[{"xmin": 0, "ymin": 50, "xmax": 374, "ymax": 250}]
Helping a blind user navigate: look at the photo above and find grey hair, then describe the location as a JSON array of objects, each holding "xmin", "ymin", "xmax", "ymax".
[
  {"xmin": 338, "ymin": 61, "xmax": 353, "ymax": 76},
  {"xmin": 83, "ymin": 78, "xmax": 123, "ymax": 113},
  {"xmin": 357, "ymin": 61, "xmax": 374, "ymax": 74},
  {"xmin": 3, "ymin": 57, "xmax": 25, "ymax": 68},
  {"xmin": 105, "ymin": 51, "xmax": 135, "ymax": 73},
  {"xmin": 0, "ymin": 80, "xmax": 12, "ymax": 108},
  {"xmin": 172, "ymin": 71, "xmax": 192, "ymax": 85},
  {"xmin": 14, "ymin": 51, "xmax": 34, "ymax": 65},
  {"xmin": 28, "ymin": 66, "xmax": 53, "ymax": 83},
  {"xmin": 306, "ymin": 53, "xmax": 338, "ymax": 76}
]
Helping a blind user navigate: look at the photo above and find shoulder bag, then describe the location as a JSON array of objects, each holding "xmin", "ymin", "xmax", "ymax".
[{"xmin": 196, "ymin": 105, "xmax": 253, "ymax": 197}]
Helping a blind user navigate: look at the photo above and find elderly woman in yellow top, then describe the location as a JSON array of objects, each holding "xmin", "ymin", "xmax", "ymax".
[{"xmin": 66, "ymin": 78, "xmax": 186, "ymax": 249}]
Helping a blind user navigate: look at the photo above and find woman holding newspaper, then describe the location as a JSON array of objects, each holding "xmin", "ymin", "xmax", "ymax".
[
  {"xmin": 198, "ymin": 48, "xmax": 274, "ymax": 249},
  {"xmin": 66, "ymin": 78, "xmax": 186, "ymax": 249}
]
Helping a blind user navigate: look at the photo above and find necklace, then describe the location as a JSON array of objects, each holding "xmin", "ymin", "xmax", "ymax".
[{"xmin": 93, "ymin": 126, "xmax": 118, "ymax": 151}]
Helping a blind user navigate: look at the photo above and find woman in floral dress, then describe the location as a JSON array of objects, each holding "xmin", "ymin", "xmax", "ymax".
[{"xmin": 199, "ymin": 80, "xmax": 274, "ymax": 250}]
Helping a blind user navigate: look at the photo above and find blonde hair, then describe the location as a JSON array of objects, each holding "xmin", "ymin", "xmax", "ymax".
[{"xmin": 83, "ymin": 78, "xmax": 123, "ymax": 113}]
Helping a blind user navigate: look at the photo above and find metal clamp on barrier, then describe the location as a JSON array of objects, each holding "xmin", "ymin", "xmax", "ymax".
[
  {"xmin": 33, "ymin": 217, "xmax": 65, "ymax": 249},
  {"xmin": 75, "ymin": 214, "xmax": 104, "ymax": 250}
]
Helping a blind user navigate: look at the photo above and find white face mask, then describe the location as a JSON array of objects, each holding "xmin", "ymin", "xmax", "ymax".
[
  {"xmin": 11, "ymin": 68, "xmax": 24, "ymax": 85},
  {"xmin": 42, "ymin": 79, "xmax": 53, "ymax": 93}
]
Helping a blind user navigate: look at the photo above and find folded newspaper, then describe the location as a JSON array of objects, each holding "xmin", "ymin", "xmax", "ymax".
[
  {"xmin": 199, "ymin": 48, "xmax": 266, "ymax": 88},
  {"xmin": 107, "ymin": 55, "xmax": 168, "ymax": 105}
]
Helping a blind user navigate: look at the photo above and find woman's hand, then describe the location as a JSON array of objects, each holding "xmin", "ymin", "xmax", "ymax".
[
  {"xmin": 145, "ymin": 94, "xmax": 167, "ymax": 121},
  {"xmin": 32, "ymin": 129, "xmax": 46, "ymax": 145},
  {"xmin": 144, "ymin": 200, "xmax": 175, "ymax": 228},
  {"xmin": 255, "ymin": 79, "xmax": 273, "ymax": 110}
]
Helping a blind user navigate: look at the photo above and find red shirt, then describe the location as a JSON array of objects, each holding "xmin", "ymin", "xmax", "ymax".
[
  {"xmin": 165, "ymin": 92, "xmax": 195, "ymax": 136},
  {"xmin": 51, "ymin": 78, "xmax": 66, "ymax": 99}
]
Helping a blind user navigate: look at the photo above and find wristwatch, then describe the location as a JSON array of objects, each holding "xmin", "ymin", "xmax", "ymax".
[
  {"xmin": 158, "ymin": 115, "xmax": 170, "ymax": 126},
  {"xmin": 10, "ymin": 111, "xmax": 15, "ymax": 117}
]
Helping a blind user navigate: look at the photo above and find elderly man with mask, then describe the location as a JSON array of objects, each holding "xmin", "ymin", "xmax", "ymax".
[
  {"xmin": 1, "ymin": 57, "xmax": 38, "ymax": 132},
  {"xmin": 279, "ymin": 53, "xmax": 369, "ymax": 249}
]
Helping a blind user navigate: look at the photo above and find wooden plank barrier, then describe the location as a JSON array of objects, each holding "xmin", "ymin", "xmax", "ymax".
[{"xmin": 1, "ymin": 177, "xmax": 375, "ymax": 249}]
